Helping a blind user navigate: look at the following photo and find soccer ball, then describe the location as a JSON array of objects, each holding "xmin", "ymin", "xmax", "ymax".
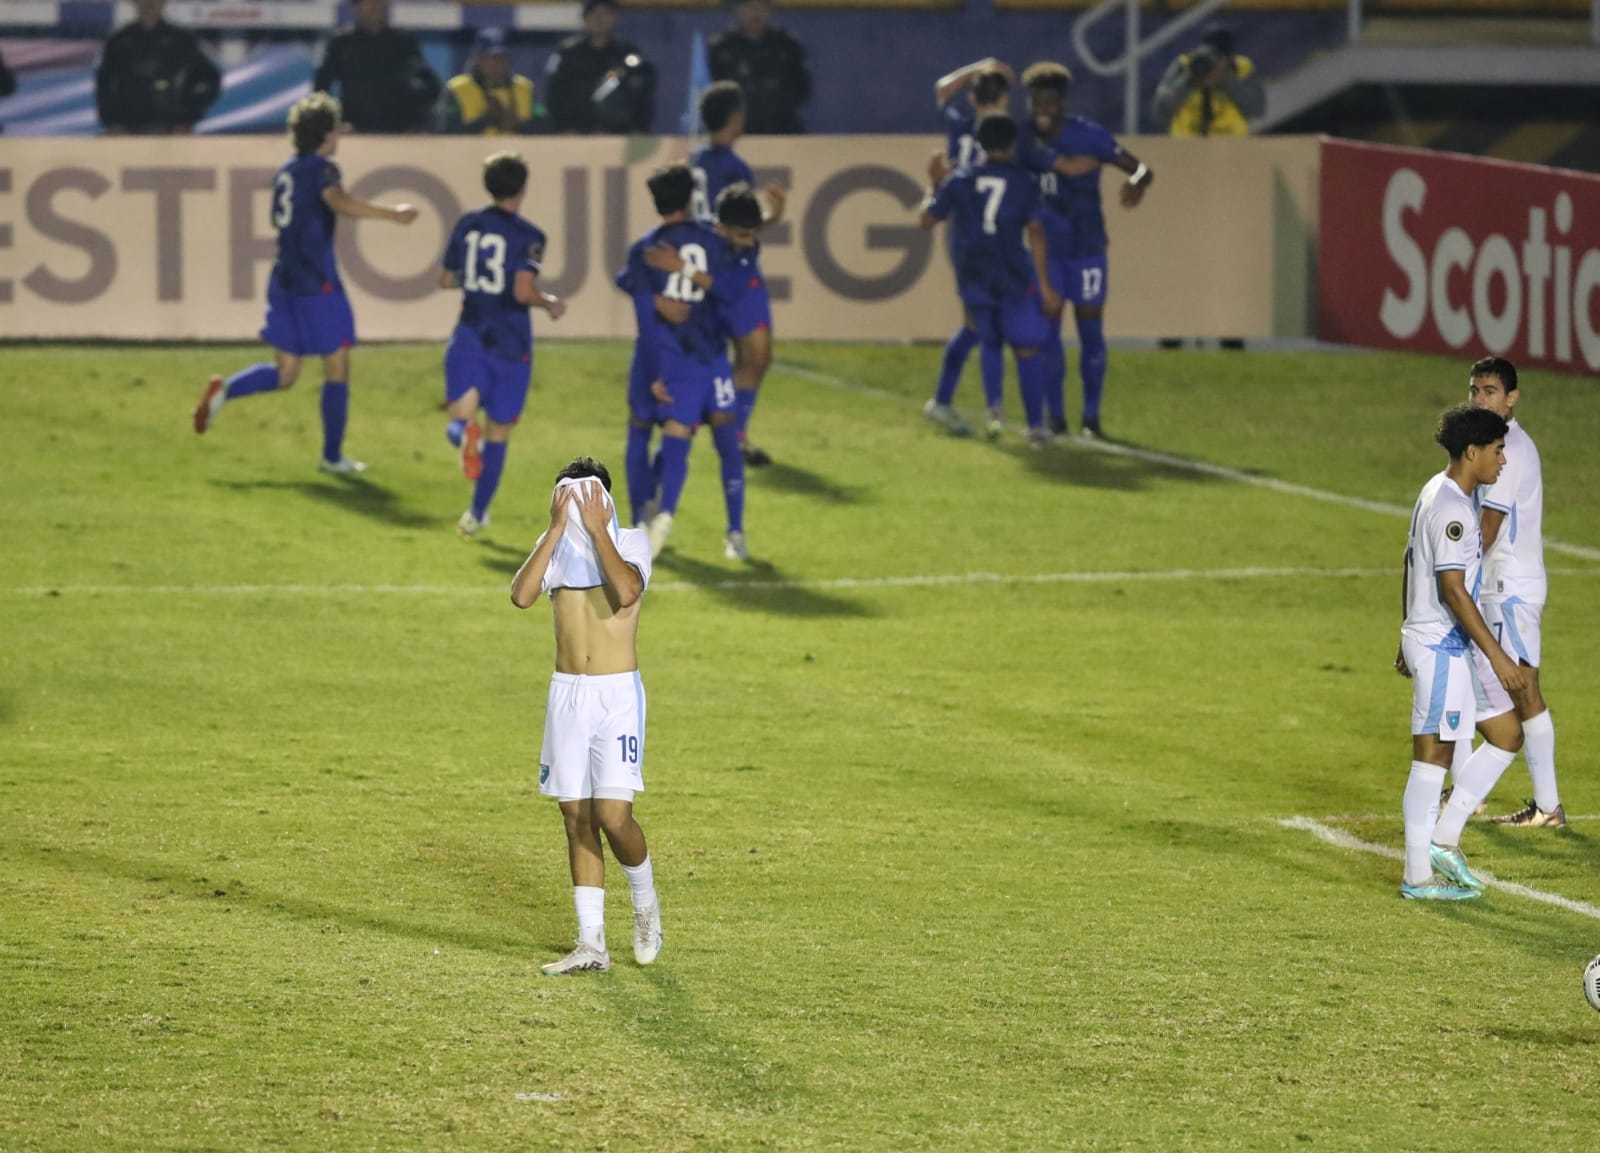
[{"xmin": 1585, "ymin": 956, "xmax": 1600, "ymax": 1013}]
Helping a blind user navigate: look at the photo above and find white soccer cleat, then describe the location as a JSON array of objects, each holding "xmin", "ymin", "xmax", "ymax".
[
  {"xmin": 540, "ymin": 940, "xmax": 611, "ymax": 976},
  {"xmin": 647, "ymin": 511, "xmax": 674, "ymax": 558},
  {"xmin": 923, "ymin": 399, "xmax": 972, "ymax": 437},
  {"xmin": 318, "ymin": 457, "xmax": 369, "ymax": 475},
  {"xmin": 457, "ymin": 510, "xmax": 489, "ymax": 538},
  {"xmin": 193, "ymin": 375, "xmax": 226, "ymax": 434},
  {"xmin": 724, "ymin": 530, "xmax": 748, "ymax": 561},
  {"xmin": 984, "ymin": 407, "xmax": 1004, "ymax": 441},
  {"xmin": 1024, "ymin": 426, "xmax": 1054, "ymax": 451},
  {"xmin": 633, "ymin": 902, "xmax": 663, "ymax": 966}
]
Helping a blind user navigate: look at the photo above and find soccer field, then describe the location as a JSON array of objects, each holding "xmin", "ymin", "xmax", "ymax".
[{"xmin": 3, "ymin": 341, "xmax": 1599, "ymax": 1152}]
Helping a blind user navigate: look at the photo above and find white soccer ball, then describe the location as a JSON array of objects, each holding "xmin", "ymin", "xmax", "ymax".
[{"xmin": 1585, "ymin": 955, "xmax": 1600, "ymax": 1013}]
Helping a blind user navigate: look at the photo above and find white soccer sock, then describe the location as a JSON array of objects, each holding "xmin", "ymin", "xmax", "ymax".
[
  {"xmin": 1433, "ymin": 742, "xmax": 1517, "ymax": 846},
  {"xmin": 574, "ymin": 885, "xmax": 606, "ymax": 950},
  {"xmin": 1522, "ymin": 710, "xmax": 1559, "ymax": 812},
  {"xmin": 1403, "ymin": 761, "xmax": 1447, "ymax": 886},
  {"xmin": 1449, "ymin": 734, "xmax": 1473, "ymax": 779},
  {"xmin": 620, "ymin": 854, "xmax": 657, "ymax": 911}
]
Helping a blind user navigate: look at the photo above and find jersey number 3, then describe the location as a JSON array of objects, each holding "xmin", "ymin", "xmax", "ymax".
[
  {"xmin": 272, "ymin": 172, "xmax": 294, "ymax": 229},
  {"xmin": 976, "ymin": 176, "xmax": 1006, "ymax": 235},
  {"xmin": 464, "ymin": 231, "xmax": 508, "ymax": 294}
]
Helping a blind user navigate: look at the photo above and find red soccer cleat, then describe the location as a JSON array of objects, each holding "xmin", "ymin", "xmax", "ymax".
[
  {"xmin": 460, "ymin": 420, "xmax": 484, "ymax": 481},
  {"xmin": 193, "ymin": 375, "xmax": 224, "ymax": 434}
]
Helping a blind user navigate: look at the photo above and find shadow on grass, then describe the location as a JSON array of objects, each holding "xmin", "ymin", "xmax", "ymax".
[
  {"xmin": 1006, "ymin": 437, "xmax": 1229, "ymax": 494},
  {"xmin": 653, "ymin": 551, "xmax": 876, "ymax": 618},
  {"xmin": 473, "ymin": 539, "xmax": 530, "ymax": 578},
  {"xmin": 211, "ymin": 475, "xmax": 444, "ymax": 530},
  {"xmin": 751, "ymin": 461, "xmax": 868, "ymax": 505}
]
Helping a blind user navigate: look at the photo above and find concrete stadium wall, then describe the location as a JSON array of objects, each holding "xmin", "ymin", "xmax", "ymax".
[{"xmin": 0, "ymin": 134, "xmax": 1319, "ymax": 342}]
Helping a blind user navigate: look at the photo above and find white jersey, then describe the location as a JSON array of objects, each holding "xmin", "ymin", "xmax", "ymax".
[
  {"xmin": 1477, "ymin": 418, "xmax": 1545, "ymax": 605},
  {"xmin": 1402, "ymin": 470, "xmax": 1482, "ymax": 652}
]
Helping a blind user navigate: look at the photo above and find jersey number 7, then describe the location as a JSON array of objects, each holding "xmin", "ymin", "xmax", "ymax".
[{"xmin": 975, "ymin": 176, "xmax": 1006, "ymax": 235}]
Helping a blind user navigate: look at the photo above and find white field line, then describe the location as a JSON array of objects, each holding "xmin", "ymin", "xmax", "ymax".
[
  {"xmin": 0, "ymin": 564, "xmax": 1398, "ymax": 598},
  {"xmin": 6, "ymin": 565, "xmax": 1600, "ymax": 599},
  {"xmin": 773, "ymin": 362, "xmax": 1600, "ymax": 564},
  {"xmin": 1279, "ymin": 816, "xmax": 1600, "ymax": 922},
  {"xmin": 1311, "ymin": 812, "xmax": 1600, "ymax": 824}
]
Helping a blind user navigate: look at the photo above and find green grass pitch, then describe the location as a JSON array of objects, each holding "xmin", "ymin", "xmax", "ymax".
[{"xmin": 2, "ymin": 341, "xmax": 1599, "ymax": 1151}]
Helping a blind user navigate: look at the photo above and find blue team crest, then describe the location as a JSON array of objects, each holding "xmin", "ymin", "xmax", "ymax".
[
  {"xmin": 539, "ymin": 764, "xmax": 550, "ymax": 785},
  {"xmin": 1445, "ymin": 711, "xmax": 1461, "ymax": 730}
]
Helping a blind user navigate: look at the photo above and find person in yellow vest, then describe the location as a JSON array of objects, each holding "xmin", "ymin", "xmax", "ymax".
[
  {"xmin": 1152, "ymin": 25, "xmax": 1263, "ymax": 138},
  {"xmin": 439, "ymin": 27, "xmax": 545, "ymax": 135}
]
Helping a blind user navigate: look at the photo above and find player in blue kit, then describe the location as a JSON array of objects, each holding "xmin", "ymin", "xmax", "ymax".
[
  {"xmin": 925, "ymin": 57, "xmax": 1012, "ymax": 438},
  {"xmin": 194, "ymin": 92, "xmax": 418, "ymax": 471},
  {"xmin": 919, "ymin": 114, "xmax": 1061, "ymax": 448},
  {"xmin": 438, "ymin": 152, "xmax": 567, "ymax": 538},
  {"xmin": 1020, "ymin": 62, "xmax": 1153, "ymax": 440},
  {"xmin": 616, "ymin": 165, "xmax": 750, "ymax": 560},
  {"xmin": 690, "ymin": 81, "xmax": 786, "ymax": 467}
]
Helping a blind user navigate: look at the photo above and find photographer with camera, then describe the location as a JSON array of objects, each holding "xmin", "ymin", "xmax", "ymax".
[
  {"xmin": 1152, "ymin": 25, "xmax": 1262, "ymax": 138},
  {"xmin": 95, "ymin": 0, "xmax": 220, "ymax": 135},
  {"xmin": 545, "ymin": 0, "xmax": 657, "ymax": 135}
]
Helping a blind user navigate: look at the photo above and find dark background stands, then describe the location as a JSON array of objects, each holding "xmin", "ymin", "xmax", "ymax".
[
  {"xmin": 0, "ymin": 47, "xmax": 13, "ymax": 133},
  {"xmin": 94, "ymin": 0, "xmax": 220, "ymax": 135},
  {"xmin": 313, "ymin": 0, "xmax": 441, "ymax": 134},
  {"xmin": 709, "ymin": 0, "xmax": 810, "ymax": 135},
  {"xmin": 545, "ymin": 0, "xmax": 656, "ymax": 135}
]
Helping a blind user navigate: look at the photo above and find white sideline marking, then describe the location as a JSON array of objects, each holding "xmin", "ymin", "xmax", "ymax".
[
  {"xmin": 0, "ymin": 565, "xmax": 1396, "ymax": 598},
  {"xmin": 773, "ymin": 362, "xmax": 1600, "ymax": 563},
  {"xmin": 1280, "ymin": 816, "xmax": 1600, "ymax": 922}
]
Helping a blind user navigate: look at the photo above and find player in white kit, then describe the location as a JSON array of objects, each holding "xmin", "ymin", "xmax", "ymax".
[
  {"xmin": 511, "ymin": 457, "xmax": 664, "ymax": 974},
  {"xmin": 1457, "ymin": 358, "xmax": 1565, "ymax": 828},
  {"xmin": 1394, "ymin": 404, "xmax": 1525, "ymax": 900}
]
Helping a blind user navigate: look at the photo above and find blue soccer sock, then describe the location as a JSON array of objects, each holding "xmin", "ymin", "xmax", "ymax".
[
  {"xmin": 625, "ymin": 423, "xmax": 655, "ymax": 525},
  {"xmin": 935, "ymin": 326, "xmax": 979, "ymax": 406},
  {"xmin": 320, "ymin": 382, "xmax": 349, "ymax": 464},
  {"xmin": 979, "ymin": 341, "xmax": 1004, "ymax": 410},
  {"xmin": 735, "ymin": 388, "xmax": 759, "ymax": 436},
  {"xmin": 1016, "ymin": 351, "xmax": 1048, "ymax": 430},
  {"xmin": 1077, "ymin": 315, "xmax": 1108, "ymax": 423},
  {"xmin": 472, "ymin": 441, "xmax": 507, "ymax": 522},
  {"xmin": 225, "ymin": 363, "xmax": 279, "ymax": 400},
  {"xmin": 1041, "ymin": 329, "xmax": 1067, "ymax": 424},
  {"xmin": 655, "ymin": 435, "xmax": 692, "ymax": 516},
  {"xmin": 711, "ymin": 422, "xmax": 746, "ymax": 534},
  {"xmin": 446, "ymin": 418, "xmax": 466, "ymax": 448}
]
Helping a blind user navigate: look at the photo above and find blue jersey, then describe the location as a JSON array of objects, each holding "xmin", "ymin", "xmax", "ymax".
[
  {"xmin": 441, "ymin": 206, "xmax": 547, "ymax": 363},
  {"xmin": 1021, "ymin": 116, "xmax": 1122, "ymax": 260},
  {"xmin": 615, "ymin": 220, "xmax": 746, "ymax": 379},
  {"xmin": 690, "ymin": 143, "xmax": 755, "ymax": 225},
  {"xmin": 270, "ymin": 153, "xmax": 343, "ymax": 296},
  {"xmin": 940, "ymin": 100, "xmax": 982, "ymax": 168},
  {"xmin": 926, "ymin": 159, "xmax": 1043, "ymax": 307}
]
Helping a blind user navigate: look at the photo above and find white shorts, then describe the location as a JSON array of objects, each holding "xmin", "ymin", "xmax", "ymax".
[
  {"xmin": 1403, "ymin": 636, "xmax": 1475, "ymax": 741},
  {"xmin": 539, "ymin": 671, "xmax": 646, "ymax": 802},
  {"xmin": 1483, "ymin": 597, "xmax": 1542, "ymax": 668},
  {"xmin": 1470, "ymin": 644, "xmax": 1516, "ymax": 722}
]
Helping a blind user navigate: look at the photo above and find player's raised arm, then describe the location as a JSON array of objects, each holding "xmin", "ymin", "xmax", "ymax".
[
  {"xmin": 758, "ymin": 184, "xmax": 786, "ymax": 227},
  {"xmin": 934, "ymin": 57, "xmax": 1012, "ymax": 106},
  {"xmin": 510, "ymin": 490, "xmax": 572, "ymax": 609},
  {"xmin": 575, "ymin": 484, "xmax": 643, "ymax": 609},
  {"xmin": 323, "ymin": 185, "xmax": 419, "ymax": 224},
  {"xmin": 1435, "ymin": 569, "xmax": 1526, "ymax": 694}
]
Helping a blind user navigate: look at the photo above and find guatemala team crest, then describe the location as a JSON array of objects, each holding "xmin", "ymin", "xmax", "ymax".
[
  {"xmin": 539, "ymin": 764, "xmax": 550, "ymax": 785},
  {"xmin": 1446, "ymin": 711, "xmax": 1461, "ymax": 730}
]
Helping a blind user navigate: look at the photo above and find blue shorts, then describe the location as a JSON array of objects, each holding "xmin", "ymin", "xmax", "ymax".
[
  {"xmin": 722, "ymin": 271, "xmax": 772, "ymax": 341},
  {"xmin": 969, "ymin": 293, "xmax": 1049, "ymax": 353},
  {"xmin": 1048, "ymin": 253, "xmax": 1109, "ymax": 307},
  {"xmin": 260, "ymin": 277, "xmax": 356, "ymax": 358},
  {"xmin": 445, "ymin": 326, "xmax": 532, "ymax": 426},
  {"xmin": 627, "ymin": 347, "xmax": 659, "ymax": 424},
  {"xmin": 659, "ymin": 349, "xmax": 736, "ymax": 428}
]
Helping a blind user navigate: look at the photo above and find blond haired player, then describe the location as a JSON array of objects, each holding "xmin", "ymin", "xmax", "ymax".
[
  {"xmin": 1395, "ymin": 404, "xmax": 1525, "ymax": 900},
  {"xmin": 511, "ymin": 457, "xmax": 662, "ymax": 974}
]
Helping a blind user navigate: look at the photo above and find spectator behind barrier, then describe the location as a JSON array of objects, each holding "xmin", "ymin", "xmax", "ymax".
[
  {"xmin": 314, "ymin": 0, "xmax": 442, "ymax": 134},
  {"xmin": 1152, "ymin": 24, "xmax": 1263, "ymax": 138},
  {"xmin": 0, "ymin": 46, "xmax": 14, "ymax": 134},
  {"xmin": 545, "ymin": 0, "xmax": 656, "ymax": 135},
  {"xmin": 440, "ymin": 28, "xmax": 546, "ymax": 135},
  {"xmin": 95, "ymin": 0, "xmax": 221, "ymax": 135},
  {"xmin": 709, "ymin": 0, "xmax": 811, "ymax": 136}
]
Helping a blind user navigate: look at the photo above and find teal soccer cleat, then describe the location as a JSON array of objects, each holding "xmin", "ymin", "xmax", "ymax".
[
  {"xmin": 1400, "ymin": 875, "xmax": 1481, "ymax": 901},
  {"xmin": 1429, "ymin": 843, "xmax": 1485, "ymax": 891}
]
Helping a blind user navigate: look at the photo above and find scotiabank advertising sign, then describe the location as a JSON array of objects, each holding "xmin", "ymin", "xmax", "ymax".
[{"xmin": 1320, "ymin": 138, "xmax": 1600, "ymax": 373}]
